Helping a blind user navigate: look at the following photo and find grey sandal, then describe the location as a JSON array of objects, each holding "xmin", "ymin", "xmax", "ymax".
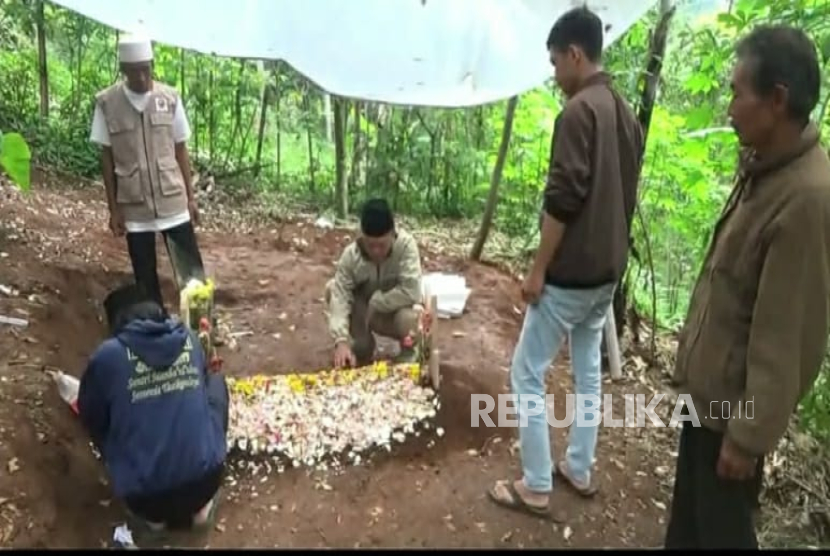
[
  {"xmin": 554, "ymin": 460, "xmax": 598, "ymax": 497},
  {"xmin": 487, "ymin": 480, "xmax": 550, "ymax": 518}
]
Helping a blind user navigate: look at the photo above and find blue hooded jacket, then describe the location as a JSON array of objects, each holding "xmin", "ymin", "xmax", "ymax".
[{"xmin": 78, "ymin": 318, "xmax": 226, "ymax": 500}]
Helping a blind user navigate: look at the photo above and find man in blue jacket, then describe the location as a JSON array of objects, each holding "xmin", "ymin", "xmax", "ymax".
[{"xmin": 78, "ymin": 284, "xmax": 228, "ymax": 531}]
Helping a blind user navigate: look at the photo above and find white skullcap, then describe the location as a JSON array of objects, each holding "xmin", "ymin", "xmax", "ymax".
[{"xmin": 118, "ymin": 31, "xmax": 153, "ymax": 64}]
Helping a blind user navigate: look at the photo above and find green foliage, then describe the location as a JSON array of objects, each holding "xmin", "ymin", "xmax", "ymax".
[
  {"xmin": 800, "ymin": 364, "xmax": 830, "ymax": 441},
  {"xmin": 0, "ymin": 130, "xmax": 32, "ymax": 191},
  {"xmin": 3, "ymin": 0, "xmax": 830, "ymax": 438}
]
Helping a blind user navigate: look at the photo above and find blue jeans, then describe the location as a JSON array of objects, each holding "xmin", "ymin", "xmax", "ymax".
[{"xmin": 510, "ymin": 283, "xmax": 615, "ymax": 492}]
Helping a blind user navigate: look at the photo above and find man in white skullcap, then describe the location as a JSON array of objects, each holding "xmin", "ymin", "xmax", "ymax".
[{"xmin": 90, "ymin": 31, "xmax": 205, "ymax": 310}]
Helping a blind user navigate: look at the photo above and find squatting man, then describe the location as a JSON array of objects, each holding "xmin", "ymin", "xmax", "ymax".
[
  {"xmin": 78, "ymin": 284, "xmax": 228, "ymax": 532},
  {"xmin": 326, "ymin": 198, "xmax": 424, "ymax": 368}
]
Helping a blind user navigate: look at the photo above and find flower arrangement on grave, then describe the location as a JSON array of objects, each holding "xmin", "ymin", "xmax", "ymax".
[
  {"xmin": 226, "ymin": 360, "xmax": 441, "ymax": 470},
  {"xmin": 229, "ymin": 360, "xmax": 422, "ymax": 397},
  {"xmin": 179, "ymin": 278, "xmax": 222, "ymax": 372},
  {"xmin": 222, "ymin": 290, "xmax": 442, "ymax": 470}
]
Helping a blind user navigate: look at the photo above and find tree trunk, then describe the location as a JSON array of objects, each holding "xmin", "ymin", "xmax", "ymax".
[
  {"xmin": 113, "ymin": 30, "xmax": 120, "ymax": 80},
  {"xmin": 209, "ymin": 59, "xmax": 216, "ymax": 165},
  {"xmin": 469, "ymin": 96, "xmax": 519, "ymax": 261},
  {"xmin": 222, "ymin": 60, "xmax": 245, "ymax": 171},
  {"xmin": 35, "ymin": 0, "xmax": 48, "ymax": 119},
  {"xmin": 71, "ymin": 17, "xmax": 86, "ymax": 116},
  {"xmin": 637, "ymin": 0, "xmax": 676, "ymax": 145},
  {"xmin": 193, "ymin": 57, "xmax": 200, "ymax": 155},
  {"xmin": 303, "ymin": 85, "xmax": 316, "ymax": 192},
  {"xmin": 179, "ymin": 49, "xmax": 186, "ymax": 99},
  {"xmin": 254, "ymin": 72, "xmax": 269, "ymax": 178},
  {"xmin": 350, "ymin": 101, "xmax": 363, "ymax": 190},
  {"xmin": 333, "ymin": 96, "xmax": 349, "ymax": 218},
  {"xmin": 324, "ymin": 93, "xmax": 333, "ymax": 142},
  {"xmin": 612, "ymin": 0, "xmax": 676, "ymax": 347},
  {"xmin": 274, "ymin": 64, "xmax": 282, "ymax": 190},
  {"xmin": 236, "ymin": 92, "xmax": 256, "ymax": 168}
]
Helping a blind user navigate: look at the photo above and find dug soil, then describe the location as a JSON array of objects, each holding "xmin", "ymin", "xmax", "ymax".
[{"xmin": 0, "ymin": 176, "xmax": 678, "ymax": 548}]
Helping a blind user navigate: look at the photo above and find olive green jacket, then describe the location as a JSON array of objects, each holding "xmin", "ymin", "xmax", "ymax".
[{"xmin": 327, "ymin": 229, "xmax": 422, "ymax": 346}]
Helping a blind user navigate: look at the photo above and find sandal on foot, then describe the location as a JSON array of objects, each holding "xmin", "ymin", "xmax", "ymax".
[
  {"xmin": 554, "ymin": 461, "xmax": 598, "ymax": 498},
  {"xmin": 124, "ymin": 511, "xmax": 169, "ymax": 543},
  {"xmin": 487, "ymin": 480, "xmax": 550, "ymax": 518},
  {"xmin": 192, "ymin": 492, "xmax": 221, "ymax": 531}
]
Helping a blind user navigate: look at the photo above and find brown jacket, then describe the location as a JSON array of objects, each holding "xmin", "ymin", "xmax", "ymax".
[
  {"xmin": 543, "ymin": 72, "xmax": 644, "ymax": 288},
  {"xmin": 672, "ymin": 122, "xmax": 830, "ymax": 456},
  {"xmin": 95, "ymin": 82, "xmax": 188, "ymax": 223}
]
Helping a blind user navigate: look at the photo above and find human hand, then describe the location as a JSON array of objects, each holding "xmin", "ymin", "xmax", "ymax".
[
  {"xmin": 521, "ymin": 270, "xmax": 545, "ymax": 305},
  {"xmin": 716, "ymin": 436, "xmax": 758, "ymax": 481},
  {"xmin": 109, "ymin": 208, "xmax": 126, "ymax": 237},
  {"xmin": 334, "ymin": 342, "xmax": 356, "ymax": 369}
]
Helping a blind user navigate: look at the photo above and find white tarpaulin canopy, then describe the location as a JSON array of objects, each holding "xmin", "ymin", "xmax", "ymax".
[{"xmin": 49, "ymin": 0, "xmax": 656, "ymax": 107}]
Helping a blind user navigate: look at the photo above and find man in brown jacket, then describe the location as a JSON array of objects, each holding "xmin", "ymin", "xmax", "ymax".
[
  {"xmin": 487, "ymin": 7, "xmax": 643, "ymax": 516},
  {"xmin": 665, "ymin": 25, "xmax": 830, "ymax": 548},
  {"xmin": 90, "ymin": 31, "xmax": 205, "ymax": 309}
]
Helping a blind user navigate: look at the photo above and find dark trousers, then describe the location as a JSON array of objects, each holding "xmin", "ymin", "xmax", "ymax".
[
  {"xmin": 125, "ymin": 374, "xmax": 229, "ymax": 529},
  {"xmin": 664, "ymin": 420, "xmax": 764, "ymax": 549},
  {"xmin": 206, "ymin": 372, "xmax": 230, "ymax": 435},
  {"xmin": 126, "ymin": 465, "xmax": 224, "ymax": 530},
  {"xmin": 126, "ymin": 221, "xmax": 205, "ymax": 309}
]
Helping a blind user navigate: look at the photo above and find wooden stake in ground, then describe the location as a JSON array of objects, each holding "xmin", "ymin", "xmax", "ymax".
[
  {"xmin": 427, "ymin": 294, "xmax": 440, "ymax": 389},
  {"xmin": 417, "ymin": 290, "xmax": 440, "ymax": 389},
  {"xmin": 604, "ymin": 306, "xmax": 622, "ymax": 380}
]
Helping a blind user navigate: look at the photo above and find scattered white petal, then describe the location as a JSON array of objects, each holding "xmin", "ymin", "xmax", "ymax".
[{"xmin": 225, "ymin": 363, "xmax": 441, "ymax": 474}]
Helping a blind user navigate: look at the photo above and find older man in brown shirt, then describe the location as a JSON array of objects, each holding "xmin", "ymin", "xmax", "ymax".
[
  {"xmin": 487, "ymin": 6, "xmax": 644, "ymax": 516},
  {"xmin": 666, "ymin": 25, "xmax": 830, "ymax": 549}
]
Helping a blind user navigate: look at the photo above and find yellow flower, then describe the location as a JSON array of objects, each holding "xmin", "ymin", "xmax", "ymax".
[
  {"xmin": 375, "ymin": 360, "xmax": 389, "ymax": 379},
  {"xmin": 183, "ymin": 278, "xmax": 216, "ymax": 304},
  {"xmin": 231, "ymin": 379, "xmax": 255, "ymax": 397},
  {"xmin": 286, "ymin": 374, "xmax": 306, "ymax": 393}
]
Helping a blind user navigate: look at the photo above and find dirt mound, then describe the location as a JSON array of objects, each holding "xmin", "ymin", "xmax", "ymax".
[{"xmin": 0, "ymin": 181, "xmax": 674, "ymax": 548}]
